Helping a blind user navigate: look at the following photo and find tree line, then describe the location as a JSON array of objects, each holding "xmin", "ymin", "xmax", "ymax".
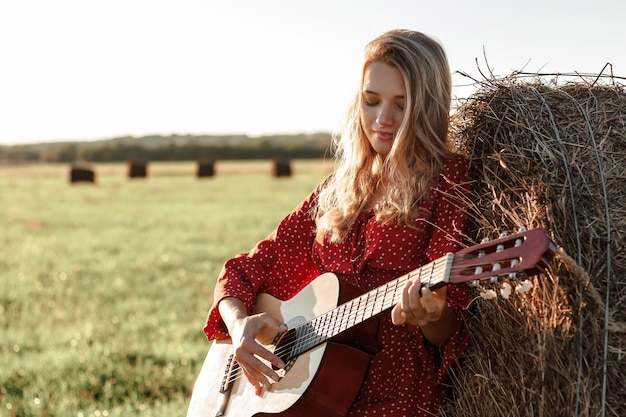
[{"xmin": 0, "ymin": 133, "xmax": 333, "ymax": 163}]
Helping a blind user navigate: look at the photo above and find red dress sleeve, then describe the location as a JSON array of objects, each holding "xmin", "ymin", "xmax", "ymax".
[
  {"xmin": 203, "ymin": 185, "xmax": 324, "ymax": 340},
  {"xmin": 423, "ymin": 155, "xmax": 472, "ymax": 382}
]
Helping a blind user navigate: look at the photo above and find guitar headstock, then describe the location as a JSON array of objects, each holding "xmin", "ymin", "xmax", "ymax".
[{"xmin": 449, "ymin": 228, "xmax": 556, "ymax": 286}]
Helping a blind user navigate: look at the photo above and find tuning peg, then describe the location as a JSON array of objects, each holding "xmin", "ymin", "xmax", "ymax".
[
  {"xmin": 490, "ymin": 240, "xmax": 506, "ymax": 282},
  {"xmin": 479, "ymin": 289, "xmax": 497, "ymax": 300},
  {"xmin": 500, "ymin": 282, "xmax": 512, "ymax": 299},
  {"xmin": 473, "ymin": 242, "xmax": 488, "ymax": 279},
  {"xmin": 516, "ymin": 279, "xmax": 533, "ymax": 294},
  {"xmin": 518, "ymin": 226, "xmax": 527, "ymax": 233},
  {"xmin": 480, "ymin": 280, "xmax": 528, "ymax": 301}
]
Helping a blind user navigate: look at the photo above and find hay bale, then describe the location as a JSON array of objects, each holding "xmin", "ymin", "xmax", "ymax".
[
  {"xmin": 271, "ymin": 157, "xmax": 292, "ymax": 178},
  {"xmin": 197, "ymin": 158, "xmax": 216, "ymax": 178},
  {"xmin": 446, "ymin": 72, "xmax": 626, "ymax": 417},
  {"xmin": 127, "ymin": 160, "xmax": 148, "ymax": 179},
  {"xmin": 69, "ymin": 164, "xmax": 96, "ymax": 184}
]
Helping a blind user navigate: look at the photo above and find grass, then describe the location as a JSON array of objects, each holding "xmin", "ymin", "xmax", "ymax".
[{"xmin": 0, "ymin": 160, "xmax": 331, "ymax": 417}]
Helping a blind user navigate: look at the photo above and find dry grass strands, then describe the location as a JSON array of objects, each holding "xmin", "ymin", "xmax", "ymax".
[{"xmin": 445, "ymin": 71, "xmax": 626, "ymax": 417}]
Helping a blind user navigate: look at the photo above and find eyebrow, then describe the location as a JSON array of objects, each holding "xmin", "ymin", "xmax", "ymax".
[{"xmin": 363, "ymin": 90, "xmax": 405, "ymax": 99}]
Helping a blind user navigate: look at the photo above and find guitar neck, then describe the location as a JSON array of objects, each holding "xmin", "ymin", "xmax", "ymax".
[{"xmin": 292, "ymin": 253, "xmax": 454, "ymax": 356}]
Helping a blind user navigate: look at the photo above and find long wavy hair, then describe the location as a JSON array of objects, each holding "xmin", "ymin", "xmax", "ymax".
[{"xmin": 316, "ymin": 29, "xmax": 455, "ymax": 242}]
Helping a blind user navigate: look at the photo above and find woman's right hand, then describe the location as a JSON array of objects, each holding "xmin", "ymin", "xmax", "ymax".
[{"xmin": 218, "ymin": 297, "xmax": 288, "ymax": 395}]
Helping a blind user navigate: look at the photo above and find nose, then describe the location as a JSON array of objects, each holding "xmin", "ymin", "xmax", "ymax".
[{"xmin": 376, "ymin": 103, "xmax": 394, "ymax": 127}]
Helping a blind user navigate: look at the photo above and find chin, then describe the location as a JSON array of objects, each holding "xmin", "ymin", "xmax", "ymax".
[{"xmin": 374, "ymin": 144, "xmax": 393, "ymax": 156}]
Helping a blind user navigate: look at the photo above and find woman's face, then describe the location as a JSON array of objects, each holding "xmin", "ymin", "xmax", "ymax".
[{"xmin": 360, "ymin": 61, "xmax": 406, "ymax": 156}]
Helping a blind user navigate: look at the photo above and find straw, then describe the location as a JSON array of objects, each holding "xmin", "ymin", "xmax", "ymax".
[{"xmin": 444, "ymin": 69, "xmax": 626, "ymax": 417}]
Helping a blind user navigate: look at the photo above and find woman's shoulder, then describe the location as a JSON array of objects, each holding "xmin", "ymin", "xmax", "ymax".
[
  {"xmin": 441, "ymin": 153, "xmax": 470, "ymax": 178},
  {"xmin": 443, "ymin": 152, "xmax": 469, "ymax": 165}
]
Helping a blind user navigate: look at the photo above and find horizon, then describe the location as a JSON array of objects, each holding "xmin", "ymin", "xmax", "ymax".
[{"xmin": 0, "ymin": 129, "xmax": 334, "ymax": 147}]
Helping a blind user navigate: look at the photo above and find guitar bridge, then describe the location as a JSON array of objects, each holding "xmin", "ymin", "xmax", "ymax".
[
  {"xmin": 219, "ymin": 354, "xmax": 237, "ymax": 393},
  {"xmin": 215, "ymin": 354, "xmax": 238, "ymax": 416}
]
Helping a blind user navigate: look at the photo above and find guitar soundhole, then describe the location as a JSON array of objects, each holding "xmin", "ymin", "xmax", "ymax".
[{"xmin": 272, "ymin": 328, "xmax": 298, "ymax": 372}]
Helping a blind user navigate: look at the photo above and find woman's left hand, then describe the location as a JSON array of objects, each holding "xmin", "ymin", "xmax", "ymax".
[
  {"xmin": 391, "ymin": 280, "xmax": 447, "ymax": 327},
  {"xmin": 391, "ymin": 280, "xmax": 459, "ymax": 345}
]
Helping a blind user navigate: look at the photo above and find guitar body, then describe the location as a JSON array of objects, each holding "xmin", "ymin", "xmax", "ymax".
[{"xmin": 186, "ymin": 272, "xmax": 378, "ymax": 417}]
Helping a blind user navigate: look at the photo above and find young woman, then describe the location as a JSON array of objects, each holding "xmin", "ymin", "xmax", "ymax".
[{"xmin": 200, "ymin": 29, "xmax": 471, "ymax": 416}]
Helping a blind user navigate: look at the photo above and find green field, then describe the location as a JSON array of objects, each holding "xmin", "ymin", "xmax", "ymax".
[{"xmin": 0, "ymin": 160, "xmax": 332, "ymax": 417}]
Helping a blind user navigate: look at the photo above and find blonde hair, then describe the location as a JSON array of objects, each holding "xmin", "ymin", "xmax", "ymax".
[{"xmin": 316, "ymin": 29, "xmax": 454, "ymax": 242}]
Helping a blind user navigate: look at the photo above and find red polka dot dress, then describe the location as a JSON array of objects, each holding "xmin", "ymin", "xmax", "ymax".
[{"xmin": 204, "ymin": 155, "xmax": 472, "ymax": 417}]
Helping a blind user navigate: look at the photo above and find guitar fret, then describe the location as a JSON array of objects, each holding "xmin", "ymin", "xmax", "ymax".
[
  {"xmin": 341, "ymin": 302, "xmax": 351, "ymax": 332},
  {"xmin": 311, "ymin": 317, "xmax": 324, "ymax": 346},
  {"xmin": 363, "ymin": 288, "xmax": 376, "ymax": 319},
  {"xmin": 345, "ymin": 298, "xmax": 355, "ymax": 329},
  {"xmin": 313, "ymin": 313, "xmax": 327, "ymax": 340},
  {"xmin": 334, "ymin": 306, "xmax": 343, "ymax": 335},
  {"xmin": 335, "ymin": 304, "xmax": 345, "ymax": 334},
  {"xmin": 346, "ymin": 303, "xmax": 355, "ymax": 331},
  {"xmin": 321, "ymin": 311, "xmax": 332, "ymax": 337},
  {"xmin": 377, "ymin": 287, "xmax": 386, "ymax": 313},
  {"xmin": 349, "ymin": 294, "xmax": 363, "ymax": 329},
  {"xmin": 326, "ymin": 309, "xmax": 337, "ymax": 338},
  {"xmin": 383, "ymin": 280, "xmax": 396, "ymax": 310},
  {"xmin": 295, "ymin": 326, "xmax": 305, "ymax": 353},
  {"xmin": 336, "ymin": 303, "xmax": 344, "ymax": 334},
  {"xmin": 353, "ymin": 294, "xmax": 364, "ymax": 324},
  {"xmin": 390, "ymin": 275, "xmax": 403, "ymax": 306},
  {"xmin": 353, "ymin": 294, "xmax": 366, "ymax": 325},
  {"xmin": 430, "ymin": 261, "xmax": 436, "ymax": 286}
]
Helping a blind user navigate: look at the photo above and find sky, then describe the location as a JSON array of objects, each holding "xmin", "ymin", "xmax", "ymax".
[{"xmin": 1, "ymin": 0, "xmax": 625, "ymax": 145}]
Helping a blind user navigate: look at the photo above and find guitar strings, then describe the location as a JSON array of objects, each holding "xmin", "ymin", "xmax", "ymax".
[
  {"xmin": 220, "ymin": 259, "xmax": 455, "ymax": 387},
  {"xmin": 223, "ymin": 245, "xmax": 525, "ymax": 376},
  {"xmin": 220, "ymin": 253, "xmax": 525, "ymax": 387},
  {"xmin": 219, "ymin": 272, "xmax": 409, "ymax": 386},
  {"xmin": 221, "ymin": 244, "xmax": 532, "ymax": 383},
  {"xmin": 279, "ymin": 259, "xmax": 455, "ymax": 353}
]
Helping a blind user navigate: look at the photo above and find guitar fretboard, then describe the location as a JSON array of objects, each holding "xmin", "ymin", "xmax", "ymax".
[{"xmin": 291, "ymin": 253, "xmax": 454, "ymax": 356}]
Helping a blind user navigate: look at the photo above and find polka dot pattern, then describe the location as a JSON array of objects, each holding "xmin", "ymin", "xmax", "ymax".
[{"xmin": 204, "ymin": 155, "xmax": 472, "ymax": 416}]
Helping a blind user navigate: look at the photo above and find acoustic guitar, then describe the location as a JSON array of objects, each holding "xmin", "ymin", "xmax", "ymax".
[{"xmin": 187, "ymin": 228, "xmax": 556, "ymax": 417}]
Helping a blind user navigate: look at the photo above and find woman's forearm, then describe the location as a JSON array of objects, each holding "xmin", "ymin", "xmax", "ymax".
[{"xmin": 218, "ymin": 297, "xmax": 248, "ymax": 335}]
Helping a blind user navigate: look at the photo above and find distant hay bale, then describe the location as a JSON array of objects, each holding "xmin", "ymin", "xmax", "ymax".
[
  {"xmin": 127, "ymin": 160, "xmax": 148, "ymax": 179},
  {"xmin": 69, "ymin": 164, "xmax": 96, "ymax": 184},
  {"xmin": 445, "ymin": 71, "xmax": 626, "ymax": 417},
  {"xmin": 271, "ymin": 158, "xmax": 292, "ymax": 178},
  {"xmin": 197, "ymin": 159, "xmax": 216, "ymax": 178}
]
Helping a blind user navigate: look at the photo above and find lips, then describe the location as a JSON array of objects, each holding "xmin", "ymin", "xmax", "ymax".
[{"xmin": 375, "ymin": 131, "xmax": 395, "ymax": 141}]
